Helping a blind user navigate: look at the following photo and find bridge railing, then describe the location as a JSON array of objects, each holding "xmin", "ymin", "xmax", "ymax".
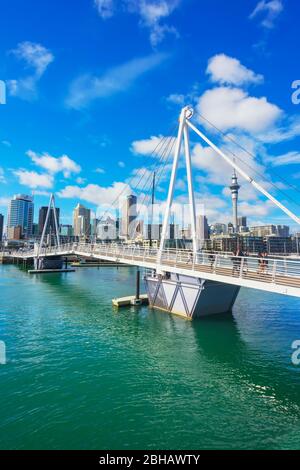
[{"xmin": 9, "ymin": 242, "xmax": 300, "ymax": 286}]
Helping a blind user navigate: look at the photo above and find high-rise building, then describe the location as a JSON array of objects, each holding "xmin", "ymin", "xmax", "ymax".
[
  {"xmin": 229, "ymin": 171, "xmax": 240, "ymax": 233},
  {"xmin": 238, "ymin": 216, "xmax": 247, "ymax": 228},
  {"xmin": 38, "ymin": 206, "xmax": 60, "ymax": 236},
  {"xmin": 197, "ymin": 215, "xmax": 209, "ymax": 243},
  {"xmin": 0, "ymin": 214, "xmax": 4, "ymax": 243},
  {"xmin": 7, "ymin": 194, "xmax": 34, "ymax": 239},
  {"xmin": 121, "ymin": 195, "xmax": 137, "ymax": 239},
  {"xmin": 73, "ymin": 204, "xmax": 91, "ymax": 237},
  {"xmin": 277, "ymin": 225, "xmax": 290, "ymax": 237},
  {"xmin": 32, "ymin": 223, "xmax": 39, "ymax": 237}
]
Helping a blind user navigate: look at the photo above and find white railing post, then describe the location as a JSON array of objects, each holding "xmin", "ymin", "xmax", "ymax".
[{"xmin": 272, "ymin": 260, "xmax": 277, "ymax": 283}]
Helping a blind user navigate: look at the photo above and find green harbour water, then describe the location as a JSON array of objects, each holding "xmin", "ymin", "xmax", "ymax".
[{"xmin": 0, "ymin": 263, "xmax": 300, "ymax": 450}]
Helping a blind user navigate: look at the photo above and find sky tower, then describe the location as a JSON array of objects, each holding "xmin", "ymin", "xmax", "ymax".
[{"xmin": 230, "ymin": 170, "xmax": 240, "ymax": 233}]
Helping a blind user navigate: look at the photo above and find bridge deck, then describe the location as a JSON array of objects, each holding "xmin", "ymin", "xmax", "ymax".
[{"xmin": 6, "ymin": 243, "xmax": 300, "ymax": 298}]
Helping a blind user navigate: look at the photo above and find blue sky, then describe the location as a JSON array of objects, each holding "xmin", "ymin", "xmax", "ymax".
[{"xmin": 0, "ymin": 0, "xmax": 300, "ymax": 230}]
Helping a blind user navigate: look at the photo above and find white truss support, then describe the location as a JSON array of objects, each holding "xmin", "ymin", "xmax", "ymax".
[
  {"xmin": 38, "ymin": 194, "xmax": 60, "ymax": 258},
  {"xmin": 183, "ymin": 124, "xmax": 197, "ymax": 254},
  {"xmin": 187, "ymin": 120, "xmax": 300, "ymax": 227}
]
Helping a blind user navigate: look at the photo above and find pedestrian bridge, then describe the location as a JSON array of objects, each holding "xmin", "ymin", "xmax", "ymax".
[{"xmin": 9, "ymin": 243, "xmax": 300, "ymax": 298}]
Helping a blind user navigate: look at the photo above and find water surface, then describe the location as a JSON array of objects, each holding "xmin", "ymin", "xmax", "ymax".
[{"xmin": 0, "ymin": 264, "xmax": 300, "ymax": 450}]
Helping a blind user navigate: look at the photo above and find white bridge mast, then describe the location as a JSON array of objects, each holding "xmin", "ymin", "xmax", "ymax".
[
  {"xmin": 157, "ymin": 107, "xmax": 197, "ymax": 264},
  {"xmin": 37, "ymin": 193, "xmax": 60, "ymax": 259}
]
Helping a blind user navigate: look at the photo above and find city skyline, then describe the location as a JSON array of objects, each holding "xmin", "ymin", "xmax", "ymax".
[{"xmin": 0, "ymin": 1, "xmax": 300, "ymax": 232}]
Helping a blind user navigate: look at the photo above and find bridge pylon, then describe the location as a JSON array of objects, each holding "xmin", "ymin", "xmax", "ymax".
[{"xmin": 34, "ymin": 193, "xmax": 62, "ymax": 271}]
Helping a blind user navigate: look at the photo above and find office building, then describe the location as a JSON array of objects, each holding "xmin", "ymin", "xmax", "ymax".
[
  {"xmin": 7, "ymin": 194, "xmax": 34, "ymax": 239},
  {"xmin": 121, "ymin": 195, "xmax": 137, "ymax": 239},
  {"xmin": 197, "ymin": 215, "xmax": 209, "ymax": 242},
  {"xmin": 73, "ymin": 204, "xmax": 91, "ymax": 237},
  {"xmin": 238, "ymin": 216, "xmax": 247, "ymax": 228}
]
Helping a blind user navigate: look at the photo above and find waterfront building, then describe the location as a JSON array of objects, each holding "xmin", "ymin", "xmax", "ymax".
[
  {"xmin": 265, "ymin": 236, "xmax": 293, "ymax": 254},
  {"xmin": 7, "ymin": 194, "xmax": 34, "ymax": 239},
  {"xmin": 250, "ymin": 225, "xmax": 290, "ymax": 238},
  {"xmin": 73, "ymin": 204, "xmax": 91, "ymax": 238},
  {"xmin": 7, "ymin": 225, "xmax": 22, "ymax": 241}
]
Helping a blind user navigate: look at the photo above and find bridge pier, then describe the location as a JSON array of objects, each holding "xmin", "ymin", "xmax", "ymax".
[
  {"xmin": 145, "ymin": 273, "xmax": 240, "ymax": 320},
  {"xmin": 30, "ymin": 256, "xmax": 74, "ymax": 274}
]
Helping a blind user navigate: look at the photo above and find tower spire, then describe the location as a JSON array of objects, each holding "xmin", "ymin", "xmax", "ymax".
[{"xmin": 230, "ymin": 170, "xmax": 240, "ymax": 233}]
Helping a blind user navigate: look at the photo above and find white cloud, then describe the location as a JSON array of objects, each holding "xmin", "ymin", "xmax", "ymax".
[
  {"xmin": 118, "ymin": 161, "xmax": 126, "ymax": 168},
  {"xmin": 95, "ymin": 168, "xmax": 105, "ymax": 174},
  {"xmin": 131, "ymin": 134, "xmax": 175, "ymax": 157},
  {"xmin": 34, "ymin": 190, "xmax": 51, "ymax": 196},
  {"xmin": 7, "ymin": 41, "xmax": 54, "ymax": 100},
  {"xmin": 206, "ymin": 54, "xmax": 264, "ymax": 86},
  {"xmin": 7, "ymin": 76, "xmax": 38, "ymax": 101},
  {"xmin": 76, "ymin": 177, "xmax": 87, "ymax": 184},
  {"xmin": 268, "ymin": 151, "xmax": 300, "ymax": 167},
  {"xmin": 95, "ymin": 0, "xmax": 180, "ymax": 46},
  {"xmin": 136, "ymin": 0, "xmax": 180, "ymax": 46},
  {"xmin": 0, "ymin": 197, "xmax": 10, "ymax": 207},
  {"xmin": 10, "ymin": 41, "xmax": 54, "ymax": 76},
  {"xmin": 57, "ymin": 181, "xmax": 131, "ymax": 206},
  {"xmin": 66, "ymin": 53, "xmax": 166, "ymax": 109},
  {"xmin": 26, "ymin": 150, "xmax": 81, "ymax": 177},
  {"xmin": 249, "ymin": 0, "xmax": 284, "ymax": 29},
  {"xmin": 192, "ymin": 143, "xmax": 232, "ymax": 186},
  {"xmin": 197, "ymin": 87, "xmax": 282, "ymax": 134},
  {"xmin": 166, "ymin": 93, "xmax": 185, "ymax": 105},
  {"xmin": 14, "ymin": 170, "xmax": 54, "ymax": 189},
  {"xmin": 94, "ymin": 0, "xmax": 115, "ymax": 18},
  {"xmin": 1, "ymin": 140, "xmax": 11, "ymax": 147},
  {"xmin": 260, "ymin": 115, "xmax": 300, "ymax": 143},
  {"xmin": 238, "ymin": 200, "xmax": 273, "ymax": 217}
]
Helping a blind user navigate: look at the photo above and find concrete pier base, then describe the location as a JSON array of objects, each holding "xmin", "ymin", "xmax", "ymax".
[
  {"xmin": 34, "ymin": 256, "xmax": 64, "ymax": 271},
  {"xmin": 145, "ymin": 273, "xmax": 240, "ymax": 320}
]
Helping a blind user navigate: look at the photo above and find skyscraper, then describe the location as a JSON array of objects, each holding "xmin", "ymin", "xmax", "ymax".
[
  {"xmin": 229, "ymin": 171, "xmax": 240, "ymax": 233},
  {"xmin": 73, "ymin": 204, "xmax": 91, "ymax": 237},
  {"xmin": 121, "ymin": 195, "xmax": 137, "ymax": 239},
  {"xmin": 38, "ymin": 206, "xmax": 60, "ymax": 236},
  {"xmin": 0, "ymin": 214, "xmax": 3, "ymax": 243},
  {"xmin": 7, "ymin": 194, "xmax": 34, "ymax": 239},
  {"xmin": 197, "ymin": 215, "xmax": 209, "ymax": 246}
]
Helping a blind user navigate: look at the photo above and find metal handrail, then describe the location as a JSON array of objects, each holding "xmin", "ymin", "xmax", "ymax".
[{"xmin": 8, "ymin": 242, "xmax": 300, "ymax": 284}]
